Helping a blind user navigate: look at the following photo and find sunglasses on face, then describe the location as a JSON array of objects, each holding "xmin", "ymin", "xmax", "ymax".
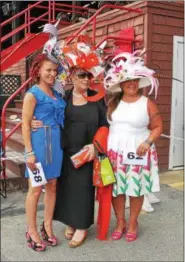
[{"xmin": 76, "ymin": 72, "xmax": 93, "ymax": 80}]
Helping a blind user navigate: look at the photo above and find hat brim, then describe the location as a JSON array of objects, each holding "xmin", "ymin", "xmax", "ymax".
[{"xmin": 105, "ymin": 77, "xmax": 151, "ymax": 93}]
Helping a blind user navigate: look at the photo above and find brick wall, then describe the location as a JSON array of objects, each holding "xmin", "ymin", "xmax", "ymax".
[{"xmin": 146, "ymin": 1, "xmax": 184, "ymax": 170}]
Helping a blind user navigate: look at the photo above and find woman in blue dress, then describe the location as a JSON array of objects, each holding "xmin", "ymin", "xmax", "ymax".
[{"xmin": 22, "ymin": 54, "xmax": 66, "ymax": 251}]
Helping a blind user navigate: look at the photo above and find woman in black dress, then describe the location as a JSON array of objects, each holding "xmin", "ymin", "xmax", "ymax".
[{"xmin": 53, "ymin": 67, "xmax": 108, "ymax": 247}]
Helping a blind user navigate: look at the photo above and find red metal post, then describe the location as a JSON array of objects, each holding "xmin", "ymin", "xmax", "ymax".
[
  {"xmin": 48, "ymin": 0, "xmax": 51, "ymax": 23},
  {"xmin": 28, "ymin": 5, "xmax": 30, "ymax": 33},
  {"xmin": 52, "ymin": 1, "xmax": 55, "ymax": 23},
  {"xmin": 25, "ymin": 11, "xmax": 27, "ymax": 35},
  {"xmin": 92, "ymin": 18, "xmax": 96, "ymax": 45}
]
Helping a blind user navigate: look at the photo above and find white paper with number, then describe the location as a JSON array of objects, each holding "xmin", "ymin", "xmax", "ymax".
[
  {"xmin": 27, "ymin": 162, "xmax": 47, "ymax": 187},
  {"xmin": 123, "ymin": 149, "xmax": 148, "ymax": 166}
]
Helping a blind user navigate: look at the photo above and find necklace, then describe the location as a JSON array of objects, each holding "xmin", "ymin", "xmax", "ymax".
[{"xmin": 73, "ymin": 92, "xmax": 87, "ymax": 98}]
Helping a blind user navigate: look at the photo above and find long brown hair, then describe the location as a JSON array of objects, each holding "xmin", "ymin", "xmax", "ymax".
[
  {"xmin": 107, "ymin": 91, "xmax": 123, "ymax": 120},
  {"xmin": 107, "ymin": 88, "xmax": 143, "ymax": 120}
]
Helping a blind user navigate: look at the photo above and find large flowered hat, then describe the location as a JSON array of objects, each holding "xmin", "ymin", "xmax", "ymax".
[
  {"xmin": 104, "ymin": 49, "xmax": 159, "ymax": 98},
  {"xmin": 58, "ymin": 33, "xmax": 106, "ymax": 78},
  {"xmin": 41, "ymin": 22, "xmax": 67, "ymax": 96}
]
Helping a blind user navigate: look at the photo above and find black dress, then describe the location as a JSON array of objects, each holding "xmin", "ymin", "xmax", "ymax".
[{"xmin": 53, "ymin": 89, "xmax": 108, "ymax": 229}]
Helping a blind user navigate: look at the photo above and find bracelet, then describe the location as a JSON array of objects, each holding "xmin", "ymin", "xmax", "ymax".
[
  {"xmin": 144, "ymin": 139, "xmax": 153, "ymax": 146},
  {"xmin": 25, "ymin": 151, "xmax": 35, "ymax": 156}
]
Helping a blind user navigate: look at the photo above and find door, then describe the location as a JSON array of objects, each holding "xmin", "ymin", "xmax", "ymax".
[{"xmin": 169, "ymin": 36, "xmax": 184, "ymax": 169}]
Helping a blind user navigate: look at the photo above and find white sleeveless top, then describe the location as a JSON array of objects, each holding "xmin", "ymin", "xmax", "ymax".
[{"xmin": 108, "ymin": 96, "xmax": 150, "ymax": 152}]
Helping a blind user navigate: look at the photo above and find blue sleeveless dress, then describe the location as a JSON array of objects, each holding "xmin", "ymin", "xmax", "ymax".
[{"xmin": 25, "ymin": 85, "xmax": 66, "ymax": 180}]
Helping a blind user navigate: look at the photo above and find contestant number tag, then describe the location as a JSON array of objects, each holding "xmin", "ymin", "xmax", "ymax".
[
  {"xmin": 27, "ymin": 162, "xmax": 47, "ymax": 187},
  {"xmin": 123, "ymin": 150, "xmax": 148, "ymax": 166}
]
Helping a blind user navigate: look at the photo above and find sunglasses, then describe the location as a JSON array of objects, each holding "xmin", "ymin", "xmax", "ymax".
[{"xmin": 76, "ymin": 72, "xmax": 93, "ymax": 80}]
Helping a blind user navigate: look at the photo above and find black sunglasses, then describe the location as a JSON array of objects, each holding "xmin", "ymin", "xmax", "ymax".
[{"xmin": 76, "ymin": 72, "xmax": 93, "ymax": 80}]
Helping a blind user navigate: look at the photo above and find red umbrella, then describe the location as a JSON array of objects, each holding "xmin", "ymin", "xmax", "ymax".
[
  {"xmin": 96, "ymin": 185, "xmax": 112, "ymax": 240},
  {"xmin": 93, "ymin": 126, "xmax": 112, "ymax": 240}
]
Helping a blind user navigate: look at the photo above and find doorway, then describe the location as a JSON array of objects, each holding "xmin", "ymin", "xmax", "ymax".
[{"xmin": 169, "ymin": 36, "xmax": 184, "ymax": 169}]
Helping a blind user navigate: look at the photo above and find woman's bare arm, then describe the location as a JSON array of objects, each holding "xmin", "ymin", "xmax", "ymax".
[
  {"xmin": 22, "ymin": 93, "xmax": 36, "ymax": 153},
  {"xmin": 147, "ymin": 99, "xmax": 163, "ymax": 143},
  {"xmin": 136, "ymin": 99, "xmax": 163, "ymax": 156}
]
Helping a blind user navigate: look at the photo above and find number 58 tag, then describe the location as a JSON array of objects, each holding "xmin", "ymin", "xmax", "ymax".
[
  {"xmin": 123, "ymin": 150, "xmax": 148, "ymax": 166},
  {"xmin": 27, "ymin": 162, "xmax": 47, "ymax": 187}
]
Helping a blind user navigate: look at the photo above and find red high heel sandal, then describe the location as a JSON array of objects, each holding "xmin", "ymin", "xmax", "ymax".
[
  {"xmin": 125, "ymin": 222, "xmax": 138, "ymax": 242},
  {"xmin": 111, "ymin": 218, "xmax": 127, "ymax": 240},
  {"xmin": 26, "ymin": 232, "xmax": 46, "ymax": 252},
  {"xmin": 40, "ymin": 222, "xmax": 58, "ymax": 246}
]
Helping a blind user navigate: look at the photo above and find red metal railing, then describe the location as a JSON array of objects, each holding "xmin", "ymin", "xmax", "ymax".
[
  {"xmin": 1, "ymin": 1, "xmax": 49, "ymax": 45},
  {"xmin": 66, "ymin": 4, "xmax": 142, "ymax": 45},
  {"xmin": 1, "ymin": 77, "xmax": 32, "ymax": 184},
  {"xmin": 1, "ymin": 2, "xmax": 142, "ymax": 190},
  {"xmin": 1, "ymin": 1, "xmax": 97, "ymax": 48}
]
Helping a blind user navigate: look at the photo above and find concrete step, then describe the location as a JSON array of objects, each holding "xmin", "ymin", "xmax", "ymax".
[
  {"xmin": 0, "ymin": 169, "xmax": 28, "ymax": 193},
  {"xmin": 6, "ymin": 108, "xmax": 22, "ymax": 119},
  {"xmin": 14, "ymin": 100, "xmax": 23, "ymax": 109},
  {"xmin": 5, "ymin": 149, "xmax": 26, "ymax": 177},
  {"xmin": 6, "ymin": 132, "xmax": 24, "ymax": 152},
  {"xmin": 5, "ymin": 118, "xmax": 22, "ymax": 134}
]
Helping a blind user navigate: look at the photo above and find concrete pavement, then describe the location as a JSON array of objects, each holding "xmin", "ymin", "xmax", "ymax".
[{"xmin": 1, "ymin": 170, "xmax": 184, "ymax": 261}]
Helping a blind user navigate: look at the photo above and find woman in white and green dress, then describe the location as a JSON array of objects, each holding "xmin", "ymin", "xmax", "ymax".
[{"xmin": 104, "ymin": 51, "xmax": 163, "ymax": 242}]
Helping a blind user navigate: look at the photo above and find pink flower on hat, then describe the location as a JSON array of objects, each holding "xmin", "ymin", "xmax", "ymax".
[{"xmin": 113, "ymin": 65, "xmax": 122, "ymax": 73}]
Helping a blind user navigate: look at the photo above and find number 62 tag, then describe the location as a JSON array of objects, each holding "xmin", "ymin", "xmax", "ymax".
[
  {"xmin": 123, "ymin": 150, "xmax": 148, "ymax": 166},
  {"xmin": 27, "ymin": 162, "xmax": 47, "ymax": 187}
]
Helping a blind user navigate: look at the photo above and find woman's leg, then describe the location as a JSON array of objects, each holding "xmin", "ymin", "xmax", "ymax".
[
  {"xmin": 128, "ymin": 195, "xmax": 144, "ymax": 233},
  {"xmin": 65, "ymin": 225, "xmax": 75, "ymax": 238},
  {"xmin": 70, "ymin": 229, "xmax": 87, "ymax": 242},
  {"xmin": 25, "ymin": 179, "xmax": 42, "ymax": 242},
  {"xmin": 112, "ymin": 194, "xmax": 127, "ymax": 232},
  {"xmin": 43, "ymin": 178, "xmax": 57, "ymax": 237}
]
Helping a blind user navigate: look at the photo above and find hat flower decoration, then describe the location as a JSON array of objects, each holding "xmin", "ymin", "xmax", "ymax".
[
  {"xmin": 104, "ymin": 49, "xmax": 159, "ymax": 98},
  {"xmin": 59, "ymin": 33, "xmax": 106, "ymax": 78}
]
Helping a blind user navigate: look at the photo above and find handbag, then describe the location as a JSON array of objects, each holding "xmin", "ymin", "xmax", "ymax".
[
  {"xmin": 93, "ymin": 155, "xmax": 116, "ymax": 187},
  {"xmin": 93, "ymin": 157, "xmax": 104, "ymax": 187},
  {"xmin": 100, "ymin": 155, "xmax": 116, "ymax": 186}
]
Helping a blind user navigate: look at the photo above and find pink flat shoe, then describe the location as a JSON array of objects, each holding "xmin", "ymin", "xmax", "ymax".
[{"xmin": 111, "ymin": 227, "xmax": 126, "ymax": 240}]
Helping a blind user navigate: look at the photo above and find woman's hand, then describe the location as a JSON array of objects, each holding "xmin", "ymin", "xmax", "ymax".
[
  {"xmin": 26, "ymin": 155, "xmax": 37, "ymax": 172},
  {"xmin": 136, "ymin": 142, "xmax": 150, "ymax": 157},
  {"xmin": 31, "ymin": 116, "xmax": 43, "ymax": 131},
  {"xmin": 83, "ymin": 144, "xmax": 95, "ymax": 162}
]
